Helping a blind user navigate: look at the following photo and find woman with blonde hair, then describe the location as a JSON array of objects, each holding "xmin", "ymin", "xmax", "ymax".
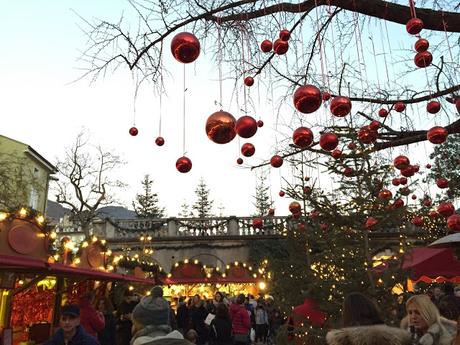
[{"xmin": 400, "ymin": 294, "xmax": 457, "ymax": 345}]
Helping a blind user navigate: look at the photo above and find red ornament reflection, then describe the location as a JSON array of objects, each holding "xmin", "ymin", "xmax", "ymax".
[
  {"xmin": 414, "ymin": 51, "xmax": 432, "ymax": 68},
  {"xmin": 129, "ymin": 127, "xmax": 138, "ymax": 136},
  {"xmin": 205, "ymin": 111, "xmax": 237, "ymax": 144},
  {"xmin": 260, "ymin": 40, "xmax": 273, "ymax": 53},
  {"xmin": 270, "ymin": 155, "xmax": 283, "ymax": 168},
  {"xmin": 241, "ymin": 143, "xmax": 255, "ymax": 157},
  {"xmin": 427, "ymin": 126, "xmax": 448, "ymax": 144},
  {"xmin": 378, "ymin": 189, "xmax": 392, "ymax": 199},
  {"xmin": 330, "ymin": 96, "xmax": 352, "ymax": 117},
  {"xmin": 273, "ymin": 39, "xmax": 289, "ymax": 55},
  {"xmin": 369, "ymin": 121, "xmax": 381, "ymax": 131},
  {"xmin": 401, "ymin": 165, "xmax": 415, "ymax": 177},
  {"xmin": 393, "ymin": 199, "xmax": 404, "ymax": 209},
  {"xmin": 292, "ymin": 127, "xmax": 314, "ymax": 148},
  {"xmin": 170, "ymin": 32, "xmax": 200, "ymax": 63},
  {"xmin": 319, "ymin": 133, "xmax": 338, "ymax": 151},
  {"xmin": 176, "ymin": 156, "xmax": 192, "ymax": 173},
  {"xmin": 406, "ymin": 18, "xmax": 424, "ymax": 35},
  {"xmin": 293, "ymin": 85, "xmax": 322, "ymax": 114},
  {"xmin": 236, "ymin": 116, "xmax": 258, "ymax": 139},
  {"xmin": 155, "ymin": 136, "xmax": 165, "ymax": 146}
]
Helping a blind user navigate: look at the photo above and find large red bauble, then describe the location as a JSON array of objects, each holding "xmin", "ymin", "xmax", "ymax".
[
  {"xmin": 319, "ymin": 133, "xmax": 339, "ymax": 151},
  {"xmin": 401, "ymin": 165, "xmax": 415, "ymax": 177},
  {"xmin": 406, "ymin": 18, "xmax": 424, "ymax": 35},
  {"xmin": 393, "ymin": 198, "xmax": 404, "ymax": 208},
  {"xmin": 414, "ymin": 51, "xmax": 432, "ymax": 68},
  {"xmin": 273, "ymin": 39, "xmax": 289, "ymax": 55},
  {"xmin": 260, "ymin": 40, "xmax": 273, "ymax": 53},
  {"xmin": 392, "ymin": 178, "xmax": 400, "ymax": 186},
  {"xmin": 293, "ymin": 127, "xmax": 314, "ymax": 148},
  {"xmin": 358, "ymin": 126, "xmax": 378, "ymax": 144},
  {"xmin": 279, "ymin": 29, "xmax": 291, "ymax": 41},
  {"xmin": 394, "ymin": 102, "xmax": 406, "ymax": 112},
  {"xmin": 427, "ymin": 126, "xmax": 448, "ymax": 144},
  {"xmin": 369, "ymin": 120, "xmax": 381, "ymax": 131},
  {"xmin": 257, "ymin": 120, "xmax": 264, "ymax": 128},
  {"xmin": 171, "ymin": 32, "xmax": 200, "ymax": 63},
  {"xmin": 293, "ymin": 85, "xmax": 322, "ymax": 114},
  {"xmin": 393, "ymin": 155, "xmax": 410, "ymax": 170},
  {"xmin": 436, "ymin": 178, "xmax": 449, "ymax": 189},
  {"xmin": 279, "ymin": 190, "xmax": 285, "ymax": 197},
  {"xmin": 176, "ymin": 156, "xmax": 192, "ymax": 173},
  {"xmin": 235, "ymin": 116, "xmax": 258, "ymax": 138},
  {"xmin": 447, "ymin": 214, "xmax": 460, "ymax": 231},
  {"xmin": 155, "ymin": 136, "xmax": 165, "ymax": 146},
  {"xmin": 205, "ymin": 111, "xmax": 237, "ymax": 144},
  {"xmin": 289, "ymin": 201, "xmax": 301, "ymax": 214},
  {"xmin": 378, "ymin": 108, "xmax": 388, "ymax": 118},
  {"xmin": 437, "ymin": 202, "xmax": 455, "ymax": 217},
  {"xmin": 241, "ymin": 143, "xmax": 255, "ymax": 157},
  {"xmin": 365, "ymin": 217, "xmax": 378, "ymax": 229},
  {"xmin": 270, "ymin": 155, "xmax": 283, "ymax": 168},
  {"xmin": 378, "ymin": 189, "xmax": 392, "ymax": 199},
  {"xmin": 129, "ymin": 126, "xmax": 138, "ymax": 136},
  {"xmin": 244, "ymin": 76, "xmax": 254, "ymax": 87},
  {"xmin": 330, "ymin": 96, "xmax": 352, "ymax": 117},
  {"xmin": 252, "ymin": 218, "xmax": 263, "ymax": 229},
  {"xmin": 331, "ymin": 149, "xmax": 342, "ymax": 159},
  {"xmin": 236, "ymin": 157, "xmax": 243, "ymax": 165},
  {"xmin": 427, "ymin": 101, "xmax": 441, "ymax": 114},
  {"xmin": 411, "ymin": 216, "xmax": 424, "ymax": 227},
  {"xmin": 415, "ymin": 38, "xmax": 429, "ymax": 52}
]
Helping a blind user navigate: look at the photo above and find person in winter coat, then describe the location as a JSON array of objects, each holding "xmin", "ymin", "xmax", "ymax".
[
  {"xmin": 254, "ymin": 302, "xmax": 269, "ymax": 344},
  {"xmin": 176, "ymin": 296, "xmax": 190, "ymax": 334},
  {"xmin": 400, "ymin": 294, "xmax": 457, "ymax": 345},
  {"xmin": 326, "ymin": 292, "xmax": 411, "ymax": 345},
  {"xmin": 95, "ymin": 296, "xmax": 116, "ymax": 345},
  {"xmin": 210, "ymin": 303, "xmax": 233, "ymax": 345},
  {"xmin": 188, "ymin": 295, "xmax": 209, "ymax": 345},
  {"xmin": 79, "ymin": 292, "xmax": 105, "ymax": 338},
  {"xmin": 230, "ymin": 294, "xmax": 251, "ymax": 345},
  {"xmin": 117, "ymin": 290, "xmax": 139, "ymax": 345}
]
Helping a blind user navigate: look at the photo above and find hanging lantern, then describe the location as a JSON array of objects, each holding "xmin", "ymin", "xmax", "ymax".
[
  {"xmin": 319, "ymin": 133, "xmax": 339, "ymax": 151},
  {"xmin": 393, "ymin": 155, "xmax": 410, "ymax": 170},
  {"xmin": 279, "ymin": 29, "xmax": 291, "ymax": 41},
  {"xmin": 411, "ymin": 216, "xmax": 424, "ymax": 227},
  {"xmin": 406, "ymin": 18, "xmax": 424, "ymax": 35},
  {"xmin": 365, "ymin": 217, "xmax": 378, "ymax": 229},
  {"xmin": 257, "ymin": 120, "xmax": 264, "ymax": 128},
  {"xmin": 438, "ymin": 202, "xmax": 455, "ymax": 217},
  {"xmin": 358, "ymin": 126, "xmax": 378, "ymax": 144},
  {"xmin": 236, "ymin": 158, "xmax": 243, "ymax": 165},
  {"xmin": 394, "ymin": 102, "xmax": 406, "ymax": 112},
  {"xmin": 129, "ymin": 127, "xmax": 138, "ymax": 136},
  {"xmin": 427, "ymin": 101, "xmax": 441, "ymax": 114},
  {"xmin": 331, "ymin": 149, "xmax": 342, "ymax": 159},
  {"xmin": 260, "ymin": 40, "xmax": 273, "ymax": 53},
  {"xmin": 270, "ymin": 155, "xmax": 283, "ymax": 168},
  {"xmin": 393, "ymin": 199, "xmax": 404, "ymax": 209},
  {"xmin": 447, "ymin": 214, "xmax": 460, "ymax": 232},
  {"xmin": 155, "ymin": 137, "xmax": 165, "ymax": 146},
  {"xmin": 289, "ymin": 201, "xmax": 301, "ymax": 214},
  {"xmin": 378, "ymin": 189, "xmax": 392, "ymax": 200},
  {"xmin": 279, "ymin": 190, "xmax": 285, "ymax": 197},
  {"xmin": 244, "ymin": 76, "xmax": 254, "ymax": 87},
  {"xmin": 436, "ymin": 178, "xmax": 449, "ymax": 189},
  {"xmin": 252, "ymin": 218, "xmax": 263, "ymax": 229},
  {"xmin": 378, "ymin": 108, "xmax": 389, "ymax": 118},
  {"xmin": 415, "ymin": 38, "xmax": 429, "ymax": 52},
  {"xmin": 330, "ymin": 96, "xmax": 352, "ymax": 117},
  {"xmin": 205, "ymin": 111, "xmax": 237, "ymax": 144},
  {"xmin": 171, "ymin": 32, "xmax": 201, "ymax": 63},
  {"xmin": 273, "ymin": 39, "xmax": 289, "ymax": 55},
  {"xmin": 322, "ymin": 92, "xmax": 331, "ymax": 101},
  {"xmin": 241, "ymin": 143, "xmax": 255, "ymax": 157},
  {"xmin": 176, "ymin": 156, "xmax": 192, "ymax": 173},
  {"xmin": 293, "ymin": 85, "xmax": 322, "ymax": 114},
  {"xmin": 235, "ymin": 116, "xmax": 258, "ymax": 139},
  {"xmin": 427, "ymin": 126, "xmax": 448, "ymax": 144},
  {"xmin": 414, "ymin": 51, "xmax": 432, "ymax": 68},
  {"xmin": 292, "ymin": 127, "xmax": 314, "ymax": 148}
]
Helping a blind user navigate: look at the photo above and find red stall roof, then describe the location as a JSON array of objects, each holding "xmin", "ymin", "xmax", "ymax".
[{"xmin": 402, "ymin": 247, "xmax": 460, "ymax": 280}]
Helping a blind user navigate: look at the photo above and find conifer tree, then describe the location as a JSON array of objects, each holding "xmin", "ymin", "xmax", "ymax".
[
  {"xmin": 253, "ymin": 170, "xmax": 273, "ymax": 216},
  {"xmin": 132, "ymin": 174, "xmax": 165, "ymax": 218},
  {"xmin": 192, "ymin": 178, "xmax": 214, "ymax": 218},
  {"xmin": 178, "ymin": 200, "xmax": 192, "ymax": 218}
]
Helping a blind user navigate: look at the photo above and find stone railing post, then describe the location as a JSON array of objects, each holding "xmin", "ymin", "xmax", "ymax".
[
  {"xmin": 167, "ymin": 218, "xmax": 178, "ymax": 236},
  {"xmin": 227, "ymin": 216, "xmax": 239, "ymax": 236}
]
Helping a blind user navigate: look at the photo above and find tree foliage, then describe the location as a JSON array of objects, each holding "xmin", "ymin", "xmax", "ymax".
[
  {"xmin": 253, "ymin": 170, "xmax": 273, "ymax": 216},
  {"xmin": 132, "ymin": 174, "xmax": 165, "ymax": 218},
  {"xmin": 192, "ymin": 178, "xmax": 214, "ymax": 218}
]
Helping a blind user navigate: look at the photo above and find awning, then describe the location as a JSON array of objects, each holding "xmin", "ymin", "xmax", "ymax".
[{"xmin": 402, "ymin": 247, "xmax": 460, "ymax": 280}]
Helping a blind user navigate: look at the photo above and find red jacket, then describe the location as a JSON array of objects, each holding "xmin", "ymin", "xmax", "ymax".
[
  {"xmin": 229, "ymin": 303, "xmax": 251, "ymax": 335},
  {"xmin": 79, "ymin": 297, "xmax": 105, "ymax": 337}
]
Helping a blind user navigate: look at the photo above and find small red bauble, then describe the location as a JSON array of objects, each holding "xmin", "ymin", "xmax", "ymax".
[
  {"xmin": 392, "ymin": 178, "xmax": 400, "ymax": 186},
  {"xmin": 393, "ymin": 199, "xmax": 404, "ymax": 208},
  {"xmin": 252, "ymin": 218, "xmax": 263, "ymax": 229},
  {"xmin": 427, "ymin": 101, "xmax": 441, "ymax": 114},
  {"xmin": 305, "ymin": 177, "xmax": 310, "ymax": 181},
  {"xmin": 426, "ymin": 163, "xmax": 432, "ymax": 169},
  {"xmin": 236, "ymin": 157, "xmax": 243, "ymax": 165},
  {"xmin": 347, "ymin": 142, "xmax": 357, "ymax": 150},
  {"xmin": 155, "ymin": 136, "xmax": 165, "ymax": 146},
  {"xmin": 241, "ymin": 143, "xmax": 255, "ymax": 157},
  {"xmin": 270, "ymin": 155, "xmax": 283, "ymax": 168},
  {"xmin": 206, "ymin": 111, "xmax": 237, "ymax": 144},
  {"xmin": 423, "ymin": 199, "xmax": 432, "ymax": 207},
  {"xmin": 437, "ymin": 202, "xmax": 455, "ymax": 217},
  {"xmin": 429, "ymin": 210, "xmax": 438, "ymax": 218},
  {"xmin": 320, "ymin": 133, "xmax": 339, "ymax": 151},
  {"xmin": 129, "ymin": 126, "xmax": 138, "ymax": 136},
  {"xmin": 343, "ymin": 167, "xmax": 354, "ymax": 177},
  {"xmin": 273, "ymin": 39, "xmax": 289, "ymax": 55},
  {"xmin": 293, "ymin": 85, "xmax": 322, "ymax": 114},
  {"xmin": 378, "ymin": 108, "xmax": 388, "ymax": 118},
  {"xmin": 369, "ymin": 120, "xmax": 381, "ymax": 131},
  {"xmin": 322, "ymin": 92, "xmax": 331, "ymax": 101},
  {"xmin": 365, "ymin": 217, "xmax": 378, "ymax": 229},
  {"xmin": 378, "ymin": 189, "xmax": 392, "ymax": 199},
  {"xmin": 244, "ymin": 76, "xmax": 254, "ymax": 87},
  {"xmin": 436, "ymin": 177, "xmax": 449, "ymax": 189},
  {"xmin": 257, "ymin": 120, "xmax": 264, "ymax": 127},
  {"xmin": 279, "ymin": 190, "xmax": 285, "ymax": 197},
  {"xmin": 394, "ymin": 155, "xmax": 410, "ymax": 170},
  {"xmin": 289, "ymin": 201, "xmax": 301, "ymax": 214},
  {"xmin": 236, "ymin": 115, "xmax": 258, "ymax": 138},
  {"xmin": 293, "ymin": 127, "xmax": 314, "ymax": 148},
  {"xmin": 331, "ymin": 149, "xmax": 342, "ymax": 159},
  {"xmin": 427, "ymin": 126, "xmax": 448, "ymax": 144},
  {"xmin": 176, "ymin": 156, "xmax": 192, "ymax": 173},
  {"xmin": 171, "ymin": 32, "xmax": 200, "ymax": 63},
  {"xmin": 447, "ymin": 214, "xmax": 460, "ymax": 231},
  {"xmin": 358, "ymin": 126, "xmax": 378, "ymax": 144},
  {"xmin": 320, "ymin": 223, "xmax": 329, "ymax": 231},
  {"xmin": 268, "ymin": 208, "xmax": 275, "ymax": 216},
  {"xmin": 394, "ymin": 102, "xmax": 406, "ymax": 112},
  {"xmin": 292, "ymin": 212, "xmax": 302, "ymax": 219},
  {"xmin": 303, "ymin": 186, "xmax": 312, "ymax": 194},
  {"xmin": 411, "ymin": 216, "xmax": 424, "ymax": 227},
  {"xmin": 414, "ymin": 51, "xmax": 432, "ymax": 68},
  {"xmin": 297, "ymin": 223, "xmax": 306, "ymax": 232},
  {"xmin": 411, "ymin": 194, "xmax": 417, "ymax": 200},
  {"xmin": 413, "ymin": 165, "xmax": 420, "ymax": 173},
  {"xmin": 330, "ymin": 96, "xmax": 352, "ymax": 117},
  {"xmin": 406, "ymin": 18, "xmax": 424, "ymax": 35},
  {"xmin": 399, "ymin": 177, "xmax": 408, "ymax": 185},
  {"xmin": 260, "ymin": 40, "xmax": 273, "ymax": 53},
  {"xmin": 310, "ymin": 210, "xmax": 320, "ymax": 219},
  {"xmin": 415, "ymin": 38, "xmax": 429, "ymax": 52},
  {"xmin": 399, "ymin": 187, "xmax": 411, "ymax": 196},
  {"xmin": 279, "ymin": 29, "xmax": 291, "ymax": 41},
  {"xmin": 401, "ymin": 165, "xmax": 415, "ymax": 177}
]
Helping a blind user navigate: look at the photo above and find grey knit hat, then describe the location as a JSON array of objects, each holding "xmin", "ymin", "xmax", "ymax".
[
  {"xmin": 151, "ymin": 285, "xmax": 164, "ymax": 298},
  {"xmin": 132, "ymin": 295, "xmax": 170, "ymax": 326}
]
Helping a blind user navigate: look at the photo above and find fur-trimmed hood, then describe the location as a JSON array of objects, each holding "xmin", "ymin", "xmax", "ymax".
[
  {"xmin": 326, "ymin": 324, "xmax": 411, "ymax": 345},
  {"xmin": 400, "ymin": 316, "xmax": 457, "ymax": 345}
]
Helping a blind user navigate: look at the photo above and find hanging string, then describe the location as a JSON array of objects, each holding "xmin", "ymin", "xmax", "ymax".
[
  {"xmin": 408, "ymin": 0, "xmax": 417, "ymax": 18},
  {"xmin": 378, "ymin": 20, "xmax": 392, "ymax": 91},
  {"xmin": 217, "ymin": 22, "xmax": 223, "ymax": 109},
  {"xmin": 182, "ymin": 63, "xmax": 186, "ymax": 154},
  {"xmin": 158, "ymin": 67, "xmax": 164, "ymax": 136},
  {"xmin": 132, "ymin": 72, "xmax": 139, "ymax": 126},
  {"xmin": 241, "ymin": 25, "xmax": 248, "ymax": 114},
  {"xmin": 314, "ymin": 0, "xmax": 327, "ymax": 89},
  {"xmin": 442, "ymin": 12, "xmax": 459, "ymax": 87}
]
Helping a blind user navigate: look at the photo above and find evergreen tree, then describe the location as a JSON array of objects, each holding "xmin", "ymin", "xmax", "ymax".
[
  {"xmin": 252, "ymin": 170, "xmax": 273, "ymax": 216},
  {"xmin": 132, "ymin": 174, "xmax": 165, "ymax": 218},
  {"xmin": 178, "ymin": 200, "xmax": 192, "ymax": 218},
  {"xmin": 192, "ymin": 178, "xmax": 214, "ymax": 218}
]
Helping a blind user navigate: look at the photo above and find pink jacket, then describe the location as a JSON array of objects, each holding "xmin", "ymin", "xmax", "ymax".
[
  {"xmin": 79, "ymin": 297, "xmax": 105, "ymax": 337},
  {"xmin": 229, "ymin": 303, "xmax": 251, "ymax": 335}
]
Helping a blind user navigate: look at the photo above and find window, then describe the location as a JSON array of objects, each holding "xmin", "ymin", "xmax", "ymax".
[{"xmin": 29, "ymin": 187, "xmax": 39, "ymax": 210}]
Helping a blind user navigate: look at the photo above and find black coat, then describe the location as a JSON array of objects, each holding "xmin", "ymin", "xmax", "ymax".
[
  {"xmin": 97, "ymin": 312, "xmax": 116, "ymax": 345},
  {"xmin": 176, "ymin": 303, "xmax": 190, "ymax": 330},
  {"xmin": 45, "ymin": 325, "xmax": 100, "ymax": 345},
  {"xmin": 210, "ymin": 317, "xmax": 233, "ymax": 345}
]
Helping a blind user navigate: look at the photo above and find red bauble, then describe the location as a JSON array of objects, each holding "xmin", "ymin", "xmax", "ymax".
[
  {"xmin": 236, "ymin": 116, "xmax": 258, "ymax": 138},
  {"xmin": 413, "ymin": 164, "xmax": 420, "ymax": 173},
  {"xmin": 456, "ymin": 98, "xmax": 460, "ymax": 113},
  {"xmin": 273, "ymin": 39, "xmax": 289, "ymax": 55},
  {"xmin": 378, "ymin": 108, "xmax": 389, "ymax": 118},
  {"xmin": 320, "ymin": 223, "xmax": 329, "ymax": 231},
  {"xmin": 270, "ymin": 155, "xmax": 283, "ymax": 168},
  {"xmin": 310, "ymin": 210, "xmax": 320, "ymax": 219},
  {"xmin": 331, "ymin": 149, "xmax": 342, "ymax": 159},
  {"xmin": 436, "ymin": 177, "xmax": 449, "ymax": 189},
  {"xmin": 279, "ymin": 29, "xmax": 291, "ymax": 41},
  {"xmin": 427, "ymin": 101, "xmax": 441, "ymax": 114},
  {"xmin": 429, "ymin": 210, "xmax": 438, "ymax": 218},
  {"xmin": 358, "ymin": 126, "xmax": 378, "ymax": 144},
  {"xmin": 322, "ymin": 92, "xmax": 331, "ymax": 101},
  {"xmin": 330, "ymin": 96, "xmax": 352, "ymax": 117},
  {"xmin": 378, "ymin": 189, "xmax": 392, "ymax": 199},
  {"xmin": 241, "ymin": 143, "xmax": 255, "ymax": 157},
  {"xmin": 305, "ymin": 177, "xmax": 310, "ymax": 181},
  {"xmin": 268, "ymin": 208, "xmax": 275, "ymax": 216},
  {"xmin": 348, "ymin": 142, "xmax": 357, "ymax": 150},
  {"xmin": 252, "ymin": 218, "xmax": 263, "ymax": 229},
  {"xmin": 279, "ymin": 190, "xmax": 285, "ymax": 197},
  {"xmin": 394, "ymin": 102, "xmax": 406, "ymax": 112},
  {"xmin": 423, "ymin": 199, "xmax": 432, "ymax": 207},
  {"xmin": 399, "ymin": 177, "xmax": 408, "ymax": 185},
  {"xmin": 427, "ymin": 126, "xmax": 448, "ymax": 144},
  {"xmin": 293, "ymin": 127, "xmax": 314, "ymax": 148},
  {"xmin": 289, "ymin": 201, "xmax": 301, "ymax": 214},
  {"xmin": 447, "ymin": 214, "xmax": 460, "ymax": 231},
  {"xmin": 406, "ymin": 18, "xmax": 424, "ymax": 35},
  {"xmin": 437, "ymin": 202, "xmax": 455, "ymax": 217},
  {"xmin": 399, "ymin": 187, "xmax": 411, "ymax": 196},
  {"xmin": 343, "ymin": 167, "xmax": 354, "ymax": 177},
  {"xmin": 155, "ymin": 136, "xmax": 165, "ymax": 146},
  {"xmin": 171, "ymin": 32, "xmax": 200, "ymax": 63},
  {"xmin": 206, "ymin": 111, "xmax": 237, "ymax": 144},
  {"xmin": 426, "ymin": 163, "xmax": 432, "ymax": 169},
  {"xmin": 393, "ymin": 198, "xmax": 404, "ymax": 208},
  {"xmin": 393, "ymin": 155, "xmax": 410, "ymax": 170},
  {"xmin": 411, "ymin": 194, "xmax": 417, "ymax": 200},
  {"xmin": 236, "ymin": 157, "xmax": 243, "ymax": 165},
  {"xmin": 415, "ymin": 38, "xmax": 429, "ymax": 52},
  {"xmin": 392, "ymin": 178, "xmax": 400, "ymax": 186},
  {"xmin": 304, "ymin": 186, "xmax": 312, "ymax": 194},
  {"xmin": 411, "ymin": 216, "xmax": 424, "ymax": 227},
  {"xmin": 414, "ymin": 51, "xmax": 432, "ymax": 68},
  {"xmin": 320, "ymin": 133, "xmax": 339, "ymax": 151},
  {"xmin": 176, "ymin": 156, "xmax": 192, "ymax": 173},
  {"xmin": 244, "ymin": 76, "xmax": 254, "ymax": 87},
  {"xmin": 257, "ymin": 120, "xmax": 264, "ymax": 127},
  {"xmin": 260, "ymin": 40, "xmax": 273, "ymax": 53},
  {"xmin": 365, "ymin": 217, "xmax": 378, "ymax": 229},
  {"xmin": 293, "ymin": 85, "xmax": 322, "ymax": 114},
  {"xmin": 401, "ymin": 165, "xmax": 415, "ymax": 177},
  {"xmin": 129, "ymin": 126, "xmax": 138, "ymax": 136},
  {"xmin": 369, "ymin": 120, "xmax": 381, "ymax": 131}
]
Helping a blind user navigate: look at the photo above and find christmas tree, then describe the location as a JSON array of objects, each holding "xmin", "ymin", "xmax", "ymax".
[{"xmin": 132, "ymin": 174, "xmax": 165, "ymax": 218}]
